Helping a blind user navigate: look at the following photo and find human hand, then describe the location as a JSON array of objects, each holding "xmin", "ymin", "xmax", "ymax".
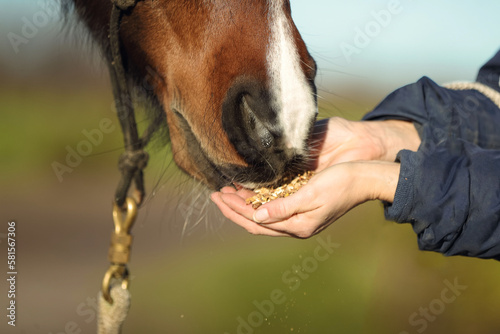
[
  {"xmin": 211, "ymin": 161, "xmax": 400, "ymax": 238},
  {"xmin": 310, "ymin": 117, "xmax": 420, "ymax": 171}
]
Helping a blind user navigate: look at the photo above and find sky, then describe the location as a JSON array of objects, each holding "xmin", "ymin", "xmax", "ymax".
[
  {"xmin": 1, "ymin": 0, "xmax": 500, "ymax": 93},
  {"xmin": 290, "ymin": 0, "xmax": 500, "ymax": 92}
]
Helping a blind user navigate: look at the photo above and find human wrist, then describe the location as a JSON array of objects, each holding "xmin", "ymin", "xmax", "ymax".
[
  {"xmin": 351, "ymin": 161, "xmax": 400, "ymax": 203},
  {"xmin": 363, "ymin": 120, "xmax": 421, "ymax": 161},
  {"xmin": 351, "ymin": 121, "xmax": 386, "ymax": 161}
]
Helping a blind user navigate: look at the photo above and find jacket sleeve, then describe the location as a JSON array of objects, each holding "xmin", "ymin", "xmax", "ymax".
[
  {"xmin": 364, "ymin": 49, "xmax": 500, "ymax": 149},
  {"xmin": 390, "ymin": 138, "xmax": 500, "ymax": 260},
  {"xmin": 362, "ymin": 49, "xmax": 500, "ymax": 260}
]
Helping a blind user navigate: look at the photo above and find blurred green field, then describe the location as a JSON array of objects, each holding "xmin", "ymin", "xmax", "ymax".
[{"xmin": 1, "ymin": 79, "xmax": 500, "ymax": 334}]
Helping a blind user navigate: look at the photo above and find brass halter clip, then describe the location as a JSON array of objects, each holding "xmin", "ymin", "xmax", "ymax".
[{"xmin": 102, "ymin": 197, "xmax": 138, "ymax": 304}]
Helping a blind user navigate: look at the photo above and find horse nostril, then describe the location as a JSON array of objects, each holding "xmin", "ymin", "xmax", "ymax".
[
  {"xmin": 242, "ymin": 96, "xmax": 274, "ymax": 149},
  {"xmin": 261, "ymin": 132, "xmax": 273, "ymax": 148},
  {"xmin": 222, "ymin": 77, "xmax": 283, "ymax": 165}
]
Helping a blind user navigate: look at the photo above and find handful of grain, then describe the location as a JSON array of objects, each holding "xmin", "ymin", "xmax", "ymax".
[{"xmin": 245, "ymin": 171, "xmax": 315, "ymax": 209}]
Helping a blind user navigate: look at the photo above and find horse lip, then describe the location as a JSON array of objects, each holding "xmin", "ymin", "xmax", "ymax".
[{"xmin": 232, "ymin": 182, "xmax": 244, "ymax": 190}]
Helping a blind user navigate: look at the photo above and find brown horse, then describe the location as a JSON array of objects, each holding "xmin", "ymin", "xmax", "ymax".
[{"xmin": 69, "ymin": 0, "xmax": 318, "ymax": 189}]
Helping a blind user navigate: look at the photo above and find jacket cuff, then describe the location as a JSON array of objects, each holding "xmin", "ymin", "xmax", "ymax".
[{"xmin": 384, "ymin": 150, "xmax": 417, "ymax": 223}]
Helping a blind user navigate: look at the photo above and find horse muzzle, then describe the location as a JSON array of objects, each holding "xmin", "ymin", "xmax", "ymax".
[{"xmin": 219, "ymin": 76, "xmax": 317, "ymax": 187}]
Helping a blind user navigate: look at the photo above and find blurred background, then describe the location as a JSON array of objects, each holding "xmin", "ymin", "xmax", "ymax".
[{"xmin": 1, "ymin": 0, "xmax": 500, "ymax": 333}]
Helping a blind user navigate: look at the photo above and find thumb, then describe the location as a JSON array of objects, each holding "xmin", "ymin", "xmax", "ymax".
[{"xmin": 253, "ymin": 193, "xmax": 305, "ymax": 223}]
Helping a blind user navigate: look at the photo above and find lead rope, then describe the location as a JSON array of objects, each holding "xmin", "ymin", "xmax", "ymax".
[{"xmin": 98, "ymin": 1, "xmax": 144, "ymax": 333}]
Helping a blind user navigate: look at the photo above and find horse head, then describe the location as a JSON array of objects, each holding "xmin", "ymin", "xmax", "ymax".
[{"xmin": 71, "ymin": 0, "xmax": 317, "ymax": 189}]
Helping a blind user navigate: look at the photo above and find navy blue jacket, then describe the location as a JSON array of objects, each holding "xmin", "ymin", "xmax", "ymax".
[{"xmin": 363, "ymin": 50, "xmax": 500, "ymax": 260}]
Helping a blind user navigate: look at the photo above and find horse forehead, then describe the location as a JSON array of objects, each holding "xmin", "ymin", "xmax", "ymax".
[
  {"xmin": 206, "ymin": 0, "xmax": 271, "ymax": 10},
  {"xmin": 203, "ymin": 0, "xmax": 289, "ymax": 22},
  {"xmin": 163, "ymin": 0, "xmax": 270, "ymax": 37},
  {"xmin": 150, "ymin": 0, "xmax": 290, "ymax": 41}
]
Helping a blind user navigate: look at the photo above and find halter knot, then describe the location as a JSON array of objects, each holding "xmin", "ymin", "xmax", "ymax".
[{"xmin": 118, "ymin": 150, "xmax": 149, "ymax": 174}]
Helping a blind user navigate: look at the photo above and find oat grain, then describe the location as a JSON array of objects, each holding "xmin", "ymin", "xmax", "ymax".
[{"xmin": 245, "ymin": 171, "xmax": 315, "ymax": 209}]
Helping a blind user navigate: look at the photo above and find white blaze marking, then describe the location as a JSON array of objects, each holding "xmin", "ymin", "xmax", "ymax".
[{"xmin": 267, "ymin": 1, "xmax": 317, "ymax": 154}]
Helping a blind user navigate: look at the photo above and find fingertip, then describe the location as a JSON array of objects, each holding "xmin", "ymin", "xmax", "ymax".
[
  {"xmin": 210, "ymin": 192, "xmax": 222, "ymax": 205},
  {"xmin": 253, "ymin": 208, "xmax": 269, "ymax": 223},
  {"xmin": 220, "ymin": 186, "xmax": 237, "ymax": 194},
  {"xmin": 254, "ymin": 196, "xmax": 302, "ymax": 223}
]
